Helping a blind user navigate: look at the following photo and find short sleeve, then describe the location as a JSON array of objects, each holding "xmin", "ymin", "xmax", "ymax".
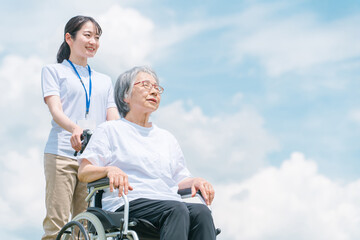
[
  {"xmin": 107, "ymin": 83, "xmax": 116, "ymax": 108},
  {"xmin": 78, "ymin": 124, "xmax": 112, "ymax": 167},
  {"xmin": 41, "ymin": 65, "xmax": 60, "ymax": 100},
  {"xmin": 171, "ymin": 138, "xmax": 192, "ymax": 184}
]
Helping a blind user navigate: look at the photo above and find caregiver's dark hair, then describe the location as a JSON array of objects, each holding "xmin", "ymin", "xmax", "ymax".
[{"xmin": 56, "ymin": 15, "xmax": 102, "ymax": 63}]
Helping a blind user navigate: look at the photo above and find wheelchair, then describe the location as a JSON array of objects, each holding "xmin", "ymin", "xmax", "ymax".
[{"xmin": 56, "ymin": 177, "xmax": 221, "ymax": 240}]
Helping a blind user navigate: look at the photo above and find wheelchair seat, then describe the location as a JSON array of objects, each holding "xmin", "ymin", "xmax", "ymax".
[
  {"xmin": 86, "ymin": 207, "xmax": 160, "ymax": 240},
  {"xmin": 86, "ymin": 207, "xmax": 125, "ymax": 232}
]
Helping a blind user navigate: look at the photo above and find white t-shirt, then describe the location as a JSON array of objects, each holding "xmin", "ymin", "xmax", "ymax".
[
  {"xmin": 79, "ymin": 118, "xmax": 192, "ymax": 212},
  {"xmin": 41, "ymin": 60, "xmax": 116, "ymax": 159}
]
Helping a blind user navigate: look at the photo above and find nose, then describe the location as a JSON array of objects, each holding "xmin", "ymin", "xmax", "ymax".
[
  {"xmin": 89, "ymin": 36, "xmax": 96, "ymax": 44},
  {"xmin": 149, "ymin": 86, "xmax": 158, "ymax": 96}
]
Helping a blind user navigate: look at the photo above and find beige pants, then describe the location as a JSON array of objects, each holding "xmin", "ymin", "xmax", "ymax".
[{"xmin": 42, "ymin": 153, "xmax": 88, "ymax": 240}]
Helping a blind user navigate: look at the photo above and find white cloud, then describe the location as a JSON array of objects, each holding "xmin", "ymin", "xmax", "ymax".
[
  {"xmin": 233, "ymin": 4, "xmax": 360, "ymax": 77},
  {"xmin": 153, "ymin": 100, "xmax": 280, "ymax": 181},
  {"xmin": 95, "ymin": 4, "xmax": 210, "ymax": 76},
  {"xmin": 231, "ymin": 92, "xmax": 244, "ymax": 106},
  {"xmin": 0, "ymin": 54, "xmax": 50, "ymax": 144},
  {"xmin": 0, "ymin": 148, "xmax": 45, "ymax": 233},
  {"xmin": 0, "ymin": 55, "xmax": 43, "ymax": 105},
  {"xmin": 0, "ymin": 54, "xmax": 54, "ymax": 238},
  {"xmin": 213, "ymin": 152, "xmax": 360, "ymax": 240},
  {"xmin": 348, "ymin": 109, "xmax": 360, "ymax": 124},
  {"xmin": 96, "ymin": 5, "xmax": 156, "ymax": 74}
]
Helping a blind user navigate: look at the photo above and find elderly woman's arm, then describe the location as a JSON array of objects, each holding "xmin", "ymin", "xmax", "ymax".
[
  {"xmin": 78, "ymin": 159, "xmax": 133, "ymax": 197},
  {"xmin": 178, "ymin": 177, "xmax": 215, "ymax": 205}
]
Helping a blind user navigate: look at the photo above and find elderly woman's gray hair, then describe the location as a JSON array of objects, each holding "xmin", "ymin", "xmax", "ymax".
[{"xmin": 114, "ymin": 66, "xmax": 159, "ymax": 117}]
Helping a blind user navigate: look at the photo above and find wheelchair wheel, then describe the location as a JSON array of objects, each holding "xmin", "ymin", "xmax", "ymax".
[
  {"xmin": 73, "ymin": 212, "xmax": 106, "ymax": 240},
  {"xmin": 56, "ymin": 220, "xmax": 89, "ymax": 240}
]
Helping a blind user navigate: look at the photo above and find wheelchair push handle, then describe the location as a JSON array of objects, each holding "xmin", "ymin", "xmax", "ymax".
[{"xmin": 74, "ymin": 129, "xmax": 93, "ymax": 156}]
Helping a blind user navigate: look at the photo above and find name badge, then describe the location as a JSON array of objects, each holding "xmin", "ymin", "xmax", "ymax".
[{"xmin": 77, "ymin": 119, "xmax": 96, "ymax": 131}]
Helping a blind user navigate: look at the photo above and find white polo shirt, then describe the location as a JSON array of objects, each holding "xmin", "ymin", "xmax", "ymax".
[
  {"xmin": 79, "ymin": 118, "xmax": 192, "ymax": 212},
  {"xmin": 41, "ymin": 60, "xmax": 116, "ymax": 159}
]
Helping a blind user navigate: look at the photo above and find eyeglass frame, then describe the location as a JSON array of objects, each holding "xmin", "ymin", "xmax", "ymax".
[{"xmin": 134, "ymin": 80, "xmax": 164, "ymax": 94}]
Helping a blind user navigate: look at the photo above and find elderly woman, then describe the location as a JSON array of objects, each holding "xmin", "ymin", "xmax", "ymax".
[{"xmin": 78, "ymin": 66, "xmax": 216, "ymax": 240}]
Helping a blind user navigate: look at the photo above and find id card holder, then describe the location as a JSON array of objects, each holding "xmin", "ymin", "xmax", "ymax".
[{"xmin": 77, "ymin": 119, "xmax": 96, "ymax": 131}]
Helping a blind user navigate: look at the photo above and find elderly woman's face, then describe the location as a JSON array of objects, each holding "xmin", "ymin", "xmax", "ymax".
[{"xmin": 126, "ymin": 72, "xmax": 161, "ymax": 114}]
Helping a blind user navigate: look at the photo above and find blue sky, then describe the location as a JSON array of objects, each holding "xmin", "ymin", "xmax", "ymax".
[{"xmin": 0, "ymin": 0, "xmax": 360, "ymax": 239}]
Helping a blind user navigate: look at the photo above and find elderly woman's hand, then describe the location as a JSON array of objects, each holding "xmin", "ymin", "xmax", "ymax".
[
  {"xmin": 105, "ymin": 166, "xmax": 133, "ymax": 197},
  {"xmin": 191, "ymin": 177, "xmax": 215, "ymax": 205}
]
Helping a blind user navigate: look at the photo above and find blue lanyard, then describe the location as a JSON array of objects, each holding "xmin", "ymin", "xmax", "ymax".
[{"xmin": 67, "ymin": 59, "xmax": 92, "ymax": 118}]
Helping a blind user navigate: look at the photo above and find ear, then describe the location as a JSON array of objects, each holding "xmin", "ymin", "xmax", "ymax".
[
  {"xmin": 123, "ymin": 93, "xmax": 130, "ymax": 103},
  {"xmin": 65, "ymin": 33, "xmax": 73, "ymax": 46}
]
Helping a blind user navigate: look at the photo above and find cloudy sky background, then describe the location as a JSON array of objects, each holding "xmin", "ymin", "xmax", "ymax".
[{"xmin": 0, "ymin": 0, "xmax": 360, "ymax": 239}]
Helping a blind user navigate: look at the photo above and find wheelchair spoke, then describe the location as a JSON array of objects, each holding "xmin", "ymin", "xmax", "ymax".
[
  {"xmin": 72, "ymin": 212, "xmax": 106, "ymax": 240},
  {"xmin": 56, "ymin": 220, "xmax": 89, "ymax": 240}
]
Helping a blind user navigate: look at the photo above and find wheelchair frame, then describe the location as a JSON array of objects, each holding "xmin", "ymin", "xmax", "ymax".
[{"xmin": 56, "ymin": 178, "xmax": 220, "ymax": 240}]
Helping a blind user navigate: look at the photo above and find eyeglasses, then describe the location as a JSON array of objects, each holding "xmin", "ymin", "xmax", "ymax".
[{"xmin": 134, "ymin": 80, "xmax": 164, "ymax": 94}]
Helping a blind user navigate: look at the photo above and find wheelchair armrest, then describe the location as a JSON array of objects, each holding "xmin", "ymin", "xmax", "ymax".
[
  {"xmin": 177, "ymin": 188, "xmax": 202, "ymax": 198},
  {"xmin": 87, "ymin": 177, "xmax": 110, "ymax": 189},
  {"xmin": 178, "ymin": 188, "xmax": 209, "ymax": 207},
  {"xmin": 85, "ymin": 177, "xmax": 110, "ymax": 203}
]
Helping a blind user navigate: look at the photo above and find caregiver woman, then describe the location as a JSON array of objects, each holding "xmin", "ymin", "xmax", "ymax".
[{"xmin": 41, "ymin": 15, "xmax": 119, "ymax": 239}]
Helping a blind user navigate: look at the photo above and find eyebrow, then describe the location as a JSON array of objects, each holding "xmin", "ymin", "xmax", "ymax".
[
  {"xmin": 83, "ymin": 30, "xmax": 100, "ymax": 35},
  {"xmin": 144, "ymin": 80, "xmax": 158, "ymax": 84}
]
